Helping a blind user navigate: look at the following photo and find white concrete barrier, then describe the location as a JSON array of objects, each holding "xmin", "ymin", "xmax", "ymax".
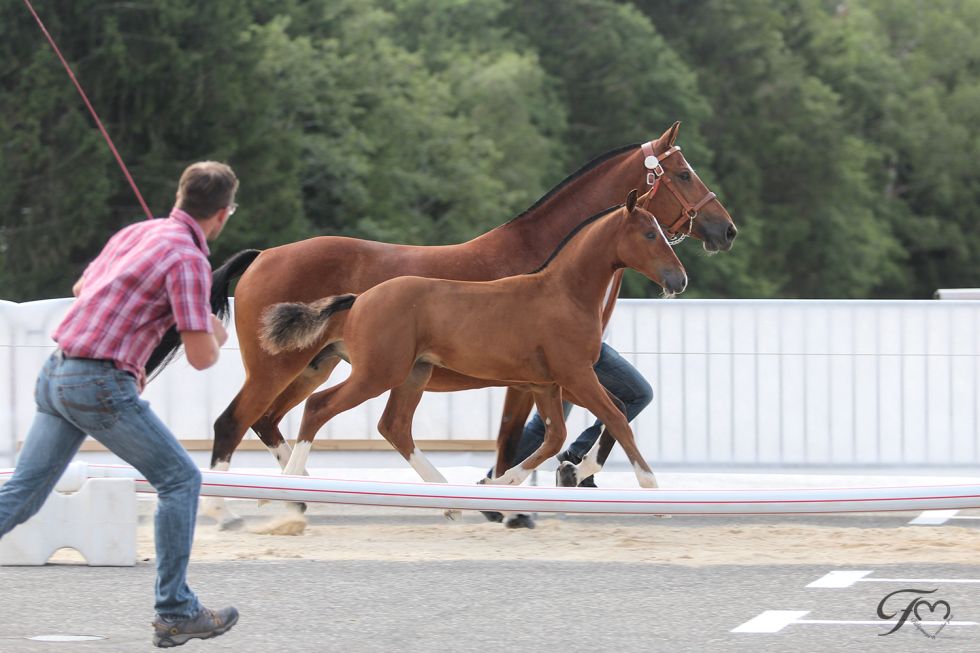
[{"xmin": 0, "ymin": 463, "xmax": 136, "ymax": 566}]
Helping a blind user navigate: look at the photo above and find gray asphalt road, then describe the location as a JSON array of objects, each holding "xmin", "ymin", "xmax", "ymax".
[{"xmin": 2, "ymin": 541, "xmax": 979, "ymax": 651}]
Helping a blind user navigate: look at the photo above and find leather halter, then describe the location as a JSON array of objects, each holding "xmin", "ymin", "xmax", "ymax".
[{"xmin": 640, "ymin": 141, "xmax": 717, "ymax": 244}]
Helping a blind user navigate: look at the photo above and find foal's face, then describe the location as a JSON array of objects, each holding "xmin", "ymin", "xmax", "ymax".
[{"xmin": 618, "ymin": 191, "xmax": 687, "ymax": 297}]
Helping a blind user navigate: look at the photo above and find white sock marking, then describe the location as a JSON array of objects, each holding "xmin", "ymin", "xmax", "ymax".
[
  {"xmin": 283, "ymin": 441, "xmax": 312, "ymax": 477},
  {"xmin": 269, "ymin": 442, "xmax": 293, "ymax": 470},
  {"xmin": 633, "ymin": 461, "xmax": 658, "ymax": 488}
]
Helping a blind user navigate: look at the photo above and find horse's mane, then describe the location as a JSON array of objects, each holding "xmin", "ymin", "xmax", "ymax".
[
  {"xmin": 502, "ymin": 143, "xmax": 640, "ymax": 227},
  {"xmin": 527, "ymin": 203, "xmax": 623, "ymax": 275}
]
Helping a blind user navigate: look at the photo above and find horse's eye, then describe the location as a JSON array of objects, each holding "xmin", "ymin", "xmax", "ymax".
[
  {"xmin": 645, "ymin": 231, "xmax": 658, "ymax": 240},
  {"xmin": 679, "ymin": 171, "xmax": 691, "ymax": 181}
]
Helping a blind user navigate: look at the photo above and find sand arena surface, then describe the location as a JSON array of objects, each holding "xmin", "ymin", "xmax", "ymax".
[
  {"xmin": 175, "ymin": 513, "xmax": 980, "ymax": 567},
  {"xmin": 49, "ymin": 468, "xmax": 980, "ymax": 566}
]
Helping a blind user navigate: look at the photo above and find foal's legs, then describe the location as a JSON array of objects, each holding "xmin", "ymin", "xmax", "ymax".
[
  {"xmin": 252, "ymin": 357, "xmax": 343, "ymax": 472},
  {"xmin": 253, "ymin": 373, "xmax": 394, "ymax": 535},
  {"xmin": 556, "ymin": 389, "xmax": 625, "ymax": 487},
  {"xmin": 487, "ymin": 384, "xmax": 566, "ymax": 486},
  {"xmin": 557, "ymin": 370, "xmax": 658, "ymax": 488},
  {"xmin": 377, "ymin": 363, "xmax": 460, "ymax": 521},
  {"xmin": 492, "ymin": 388, "xmax": 536, "ymax": 478},
  {"xmin": 201, "ymin": 348, "xmax": 336, "ymax": 530}
]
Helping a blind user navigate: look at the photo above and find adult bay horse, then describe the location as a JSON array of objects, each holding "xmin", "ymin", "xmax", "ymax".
[
  {"xmin": 258, "ymin": 190, "xmax": 685, "ymax": 531},
  {"xmin": 148, "ymin": 122, "xmax": 736, "ymax": 528}
]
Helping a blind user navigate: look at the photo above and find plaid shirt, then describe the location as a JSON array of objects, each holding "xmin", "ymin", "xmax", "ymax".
[{"xmin": 54, "ymin": 208, "xmax": 213, "ymax": 389}]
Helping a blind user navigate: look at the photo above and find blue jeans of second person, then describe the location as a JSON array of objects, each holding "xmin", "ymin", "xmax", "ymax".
[
  {"xmin": 490, "ymin": 343, "xmax": 654, "ymax": 475},
  {"xmin": 0, "ymin": 352, "xmax": 202, "ymax": 619}
]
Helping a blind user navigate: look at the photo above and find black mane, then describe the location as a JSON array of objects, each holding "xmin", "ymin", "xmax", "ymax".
[
  {"xmin": 527, "ymin": 203, "xmax": 623, "ymax": 274},
  {"xmin": 502, "ymin": 143, "xmax": 639, "ymax": 227}
]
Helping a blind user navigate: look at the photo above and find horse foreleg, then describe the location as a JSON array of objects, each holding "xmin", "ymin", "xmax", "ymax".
[
  {"xmin": 494, "ymin": 388, "xmax": 535, "ymax": 477},
  {"xmin": 488, "ymin": 384, "xmax": 566, "ymax": 486},
  {"xmin": 558, "ymin": 389, "xmax": 624, "ymax": 487},
  {"xmin": 558, "ymin": 371, "xmax": 657, "ymax": 488}
]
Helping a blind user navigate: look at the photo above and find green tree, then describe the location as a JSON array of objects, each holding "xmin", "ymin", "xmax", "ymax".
[{"xmin": 0, "ymin": 1, "xmax": 309, "ymax": 300}]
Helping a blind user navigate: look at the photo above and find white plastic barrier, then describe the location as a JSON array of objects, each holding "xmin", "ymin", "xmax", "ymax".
[
  {"xmin": 0, "ymin": 463, "xmax": 137, "ymax": 566},
  {"xmin": 5, "ymin": 463, "xmax": 980, "ymax": 516}
]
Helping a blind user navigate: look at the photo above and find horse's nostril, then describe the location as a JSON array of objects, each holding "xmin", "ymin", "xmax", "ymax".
[{"xmin": 726, "ymin": 224, "xmax": 738, "ymax": 242}]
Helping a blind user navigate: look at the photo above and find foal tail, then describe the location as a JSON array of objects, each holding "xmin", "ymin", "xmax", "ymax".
[
  {"xmin": 260, "ymin": 294, "xmax": 357, "ymax": 354},
  {"xmin": 146, "ymin": 249, "xmax": 262, "ymax": 380}
]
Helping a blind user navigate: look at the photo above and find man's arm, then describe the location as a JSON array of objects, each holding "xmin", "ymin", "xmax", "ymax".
[{"xmin": 180, "ymin": 314, "xmax": 228, "ymax": 370}]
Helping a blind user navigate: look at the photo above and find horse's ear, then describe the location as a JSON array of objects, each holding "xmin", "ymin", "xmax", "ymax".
[
  {"xmin": 658, "ymin": 121, "xmax": 681, "ymax": 148},
  {"xmin": 626, "ymin": 189, "xmax": 638, "ymax": 213}
]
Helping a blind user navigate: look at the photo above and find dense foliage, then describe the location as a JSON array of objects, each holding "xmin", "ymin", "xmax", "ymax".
[{"xmin": 2, "ymin": 0, "xmax": 977, "ymax": 300}]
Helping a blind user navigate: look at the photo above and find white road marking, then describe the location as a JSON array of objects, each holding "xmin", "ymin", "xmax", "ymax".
[
  {"xmin": 732, "ymin": 610, "xmax": 978, "ymax": 634},
  {"xmin": 731, "ymin": 610, "xmax": 809, "ymax": 633},
  {"xmin": 806, "ymin": 570, "xmax": 873, "ymax": 588},
  {"xmin": 808, "ymin": 570, "xmax": 980, "ymax": 588}
]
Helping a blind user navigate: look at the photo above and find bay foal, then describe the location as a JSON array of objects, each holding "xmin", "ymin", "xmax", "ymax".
[{"xmin": 258, "ymin": 190, "xmax": 685, "ymax": 529}]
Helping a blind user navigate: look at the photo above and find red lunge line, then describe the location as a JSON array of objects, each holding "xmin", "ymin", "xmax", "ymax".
[{"xmin": 23, "ymin": 0, "xmax": 153, "ymax": 220}]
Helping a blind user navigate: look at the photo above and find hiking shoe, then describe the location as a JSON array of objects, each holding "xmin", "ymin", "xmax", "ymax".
[
  {"xmin": 152, "ymin": 606, "xmax": 239, "ymax": 648},
  {"xmin": 556, "ymin": 450, "xmax": 582, "ymax": 466}
]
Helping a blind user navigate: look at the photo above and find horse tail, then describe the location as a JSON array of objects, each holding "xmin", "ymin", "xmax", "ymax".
[
  {"xmin": 145, "ymin": 249, "xmax": 262, "ymax": 380},
  {"xmin": 260, "ymin": 294, "xmax": 357, "ymax": 354},
  {"xmin": 211, "ymin": 249, "xmax": 262, "ymax": 320}
]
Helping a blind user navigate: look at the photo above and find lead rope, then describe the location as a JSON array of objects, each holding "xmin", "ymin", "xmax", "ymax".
[{"xmin": 23, "ymin": 0, "xmax": 153, "ymax": 220}]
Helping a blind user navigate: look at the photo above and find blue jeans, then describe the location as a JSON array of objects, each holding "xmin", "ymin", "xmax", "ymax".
[
  {"xmin": 497, "ymin": 343, "xmax": 654, "ymax": 471},
  {"xmin": 0, "ymin": 352, "xmax": 202, "ymax": 619}
]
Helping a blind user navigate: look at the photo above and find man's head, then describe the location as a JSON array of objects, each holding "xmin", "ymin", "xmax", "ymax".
[{"xmin": 175, "ymin": 161, "xmax": 239, "ymax": 240}]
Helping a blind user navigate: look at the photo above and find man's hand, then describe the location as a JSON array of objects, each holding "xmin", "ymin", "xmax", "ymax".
[{"xmin": 210, "ymin": 314, "xmax": 229, "ymax": 347}]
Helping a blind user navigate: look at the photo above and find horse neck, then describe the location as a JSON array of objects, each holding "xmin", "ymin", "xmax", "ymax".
[
  {"xmin": 538, "ymin": 211, "xmax": 625, "ymax": 310},
  {"xmin": 481, "ymin": 147, "xmax": 647, "ymax": 266}
]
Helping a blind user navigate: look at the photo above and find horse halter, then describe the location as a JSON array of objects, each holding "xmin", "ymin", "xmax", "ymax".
[{"xmin": 641, "ymin": 141, "xmax": 717, "ymax": 245}]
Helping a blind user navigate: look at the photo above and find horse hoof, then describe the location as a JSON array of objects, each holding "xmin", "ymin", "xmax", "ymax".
[
  {"xmin": 297, "ymin": 502, "xmax": 308, "ymax": 514},
  {"xmin": 444, "ymin": 509, "xmax": 462, "ymax": 521},
  {"xmin": 218, "ymin": 516, "xmax": 246, "ymax": 532},
  {"xmin": 505, "ymin": 514, "xmax": 536, "ymax": 529},
  {"xmin": 556, "ymin": 461, "xmax": 578, "ymax": 487},
  {"xmin": 251, "ymin": 514, "xmax": 308, "ymax": 536},
  {"xmin": 480, "ymin": 511, "xmax": 504, "ymax": 523}
]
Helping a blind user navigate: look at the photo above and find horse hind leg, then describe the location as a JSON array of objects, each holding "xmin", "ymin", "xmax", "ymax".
[
  {"xmin": 377, "ymin": 363, "xmax": 460, "ymax": 521},
  {"xmin": 252, "ymin": 356, "xmax": 343, "ymax": 512},
  {"xmin": 254, "ymin": 372, "xmax": 394, "ymax": 535},
  {"xmin": 204, "ymin": 351, "xmax": 330, "ymax": 530}
]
